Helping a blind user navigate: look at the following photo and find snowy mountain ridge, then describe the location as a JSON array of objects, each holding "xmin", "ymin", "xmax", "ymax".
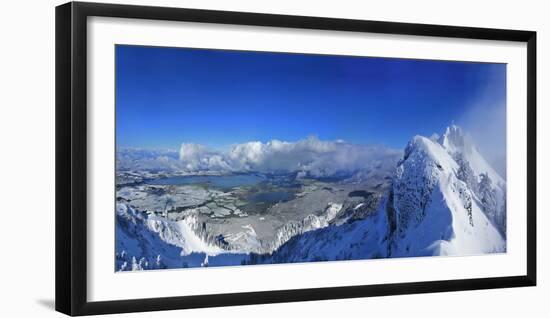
[{"xmin": 387, "ymin": 130, "xmax": 505, "ymax": 257}]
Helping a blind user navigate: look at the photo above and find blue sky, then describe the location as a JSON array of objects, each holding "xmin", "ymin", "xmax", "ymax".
[{"xmin": 116, "ymin": 45, "xmax": 506, "ymax": 151}]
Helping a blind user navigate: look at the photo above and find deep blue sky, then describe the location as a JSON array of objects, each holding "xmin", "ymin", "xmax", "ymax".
[{"xmin": 116, "ymin": 45, "xmax": 506, "ymax": 150}]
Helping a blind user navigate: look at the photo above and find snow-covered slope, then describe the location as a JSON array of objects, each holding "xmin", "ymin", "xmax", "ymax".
[
  {"xmin": 250, "ymin": 202, "xmax": 389, "ymax": 264},
  {"xmin": 115, "ymin": 203, "xmax": 246, "ymax": 271},
  {"xmin": 263, "ymin": 202, "xmax": 343, "ymax": 253},
  {"xmin": 116, "ymin": 203, "xmax": 186, "ymax": 270}
]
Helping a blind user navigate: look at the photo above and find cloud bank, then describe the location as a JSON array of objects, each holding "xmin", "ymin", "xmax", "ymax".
[{"xmin": 117, "ymin": 136, "xmax": 402, "ymax": 177}]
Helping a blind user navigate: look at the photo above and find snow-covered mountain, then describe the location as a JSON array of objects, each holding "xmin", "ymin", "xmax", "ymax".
[{"xmin": 387, "ymin": 126, "xmax": 505, "ymax": 256}]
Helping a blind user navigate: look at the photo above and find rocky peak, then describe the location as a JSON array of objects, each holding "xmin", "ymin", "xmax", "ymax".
[{"xmin": 438, "ymin": 124, "xmax": 468, "ymax": 153}]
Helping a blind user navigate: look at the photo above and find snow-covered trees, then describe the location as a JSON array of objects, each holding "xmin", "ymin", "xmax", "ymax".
[
  {"xmin": 454, "ymin": 153, "xmax": 506, "ymax": 235},
  {"xmin": 498, "ymin": 186, "xmax": 507, "ymax": 237},
  {"xmin": 454, "ymin": 152, "xmax": 478, "ymax": 194},
  {"xmin": 201, "ymin": 255, "xmax": 209, "ymax": 267},
  {"xmin": 131, "ymin": 256, "xmax": 148, "ymax": 271},
  {"xmin": 478, "ymin": 173, "xmax": 498, "ymax": 220},
  {"xmin": 155, "ymin": 255, "xmax": 167, "ymax": 269}
]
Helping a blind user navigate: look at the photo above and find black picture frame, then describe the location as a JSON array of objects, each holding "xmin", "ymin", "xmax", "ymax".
[{"xmin": 55, "ymin": 1, "xmax": 537, "ymax": 316}]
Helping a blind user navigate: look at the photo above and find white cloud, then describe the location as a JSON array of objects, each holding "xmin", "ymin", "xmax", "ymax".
[
  {"xmin": 178, "ymin": 143, "xmax": 232, "ymax": 171},
  {"xmin": 117, "ymin": 137, "xmax": 402, "ymax": 177},
  {"xmin": 226, "ymin": 137, "xmax": 339, "ymax": 173}
]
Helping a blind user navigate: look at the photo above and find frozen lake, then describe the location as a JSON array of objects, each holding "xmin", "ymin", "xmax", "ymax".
[{"xmin": 248, "ymin": 191, "xmax": 295, "ymax": 203}]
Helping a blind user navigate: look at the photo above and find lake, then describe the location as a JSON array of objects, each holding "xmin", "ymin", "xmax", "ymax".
[{"xmin": 248, "ymin": 191, "xmax": 295, "ymax": 203}]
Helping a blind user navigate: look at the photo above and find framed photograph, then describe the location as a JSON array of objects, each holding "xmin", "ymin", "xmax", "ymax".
[{"xmin": 55, "ymin": 1, "xmax": 536, "ymax": 316}]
